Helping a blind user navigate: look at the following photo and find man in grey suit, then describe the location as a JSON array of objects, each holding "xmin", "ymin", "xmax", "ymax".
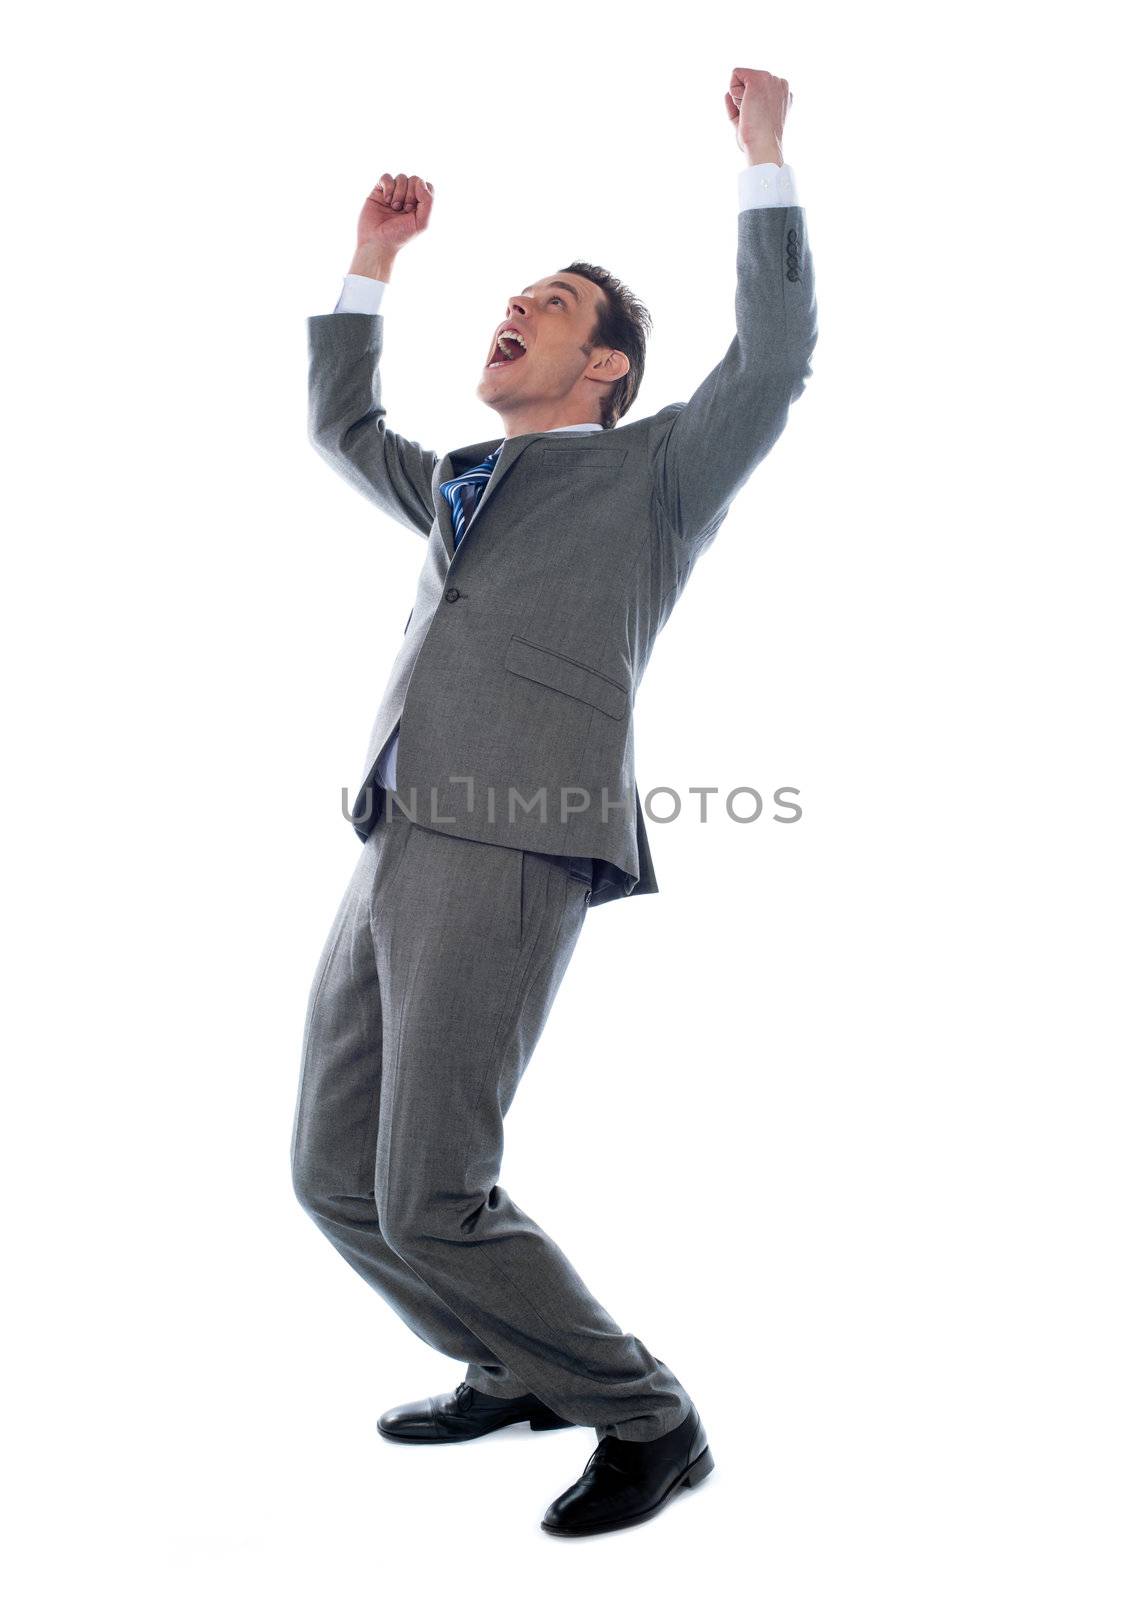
[{"xmin": 292, "ymin": 66, "xmax": 817, "ymax": 1537}]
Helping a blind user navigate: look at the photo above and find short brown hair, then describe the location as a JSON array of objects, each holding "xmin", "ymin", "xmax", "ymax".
[{"xmin": 560, "ymin": 260, "xmax": 652, "ymax": 429}]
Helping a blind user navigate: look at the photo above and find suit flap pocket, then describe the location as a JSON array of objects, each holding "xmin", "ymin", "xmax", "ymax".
[{"xmin": 505, "ymin": 636, "xmax": 628, "ymax": 721}]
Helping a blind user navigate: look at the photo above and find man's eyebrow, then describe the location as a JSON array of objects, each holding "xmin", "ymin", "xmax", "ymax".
[{"xmin": 519, "ymin": 279, "xmax": 582, "ymax": 302}]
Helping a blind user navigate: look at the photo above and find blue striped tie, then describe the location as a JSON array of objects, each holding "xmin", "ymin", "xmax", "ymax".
[{"xmin": 440, "ymin": 446, "xmax": 502, "ymax": 549}]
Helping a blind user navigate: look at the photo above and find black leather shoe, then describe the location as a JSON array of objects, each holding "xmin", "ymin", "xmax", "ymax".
[
  {"xmin": 541, "ymin": 1404, "xmax": 713, "ymax": 1536},
  {"xmin": 377, "ymin": 1380, "xmax": 574, "ymax": 1443}
]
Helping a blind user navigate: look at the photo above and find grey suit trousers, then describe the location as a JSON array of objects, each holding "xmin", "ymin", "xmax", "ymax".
[{"xmin": 290, "ymin": 800, "xmax": 692, "ymax": 1442}]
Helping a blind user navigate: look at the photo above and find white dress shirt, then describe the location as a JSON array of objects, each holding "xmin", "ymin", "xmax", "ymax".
[{"xmin": 324, "ymin": 162, "xmax": 800, "ymax": 792}]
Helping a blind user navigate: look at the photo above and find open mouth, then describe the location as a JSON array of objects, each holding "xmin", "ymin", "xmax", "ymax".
[{"xmin": 485, "ymin": 328, "xmax": 528, "ymax": 369}]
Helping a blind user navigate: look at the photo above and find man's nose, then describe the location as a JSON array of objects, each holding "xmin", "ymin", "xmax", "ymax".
[{"xmin": 507, "ymin": 295, "xmax": 532, "ymax": 319}]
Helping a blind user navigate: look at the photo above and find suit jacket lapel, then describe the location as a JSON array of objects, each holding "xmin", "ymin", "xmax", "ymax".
[{"xmin": 432, "ymin": 432, "xmax": 543, "ymax": 560}]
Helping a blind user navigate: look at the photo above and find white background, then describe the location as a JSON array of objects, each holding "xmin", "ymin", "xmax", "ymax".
[{"xmin": 4, "ymin": 2, "xmax": 1131, "ymax": 1595}]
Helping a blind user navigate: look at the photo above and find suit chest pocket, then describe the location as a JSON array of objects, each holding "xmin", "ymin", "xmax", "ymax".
[{"xmin": 538, "ymin": 445, "xmax": 628, "ymax": 473}]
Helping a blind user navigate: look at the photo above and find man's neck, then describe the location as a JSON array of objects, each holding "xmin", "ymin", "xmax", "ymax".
[{"xmin": 497, "ymin": 405, "xmax": 604, "ymax": 438}]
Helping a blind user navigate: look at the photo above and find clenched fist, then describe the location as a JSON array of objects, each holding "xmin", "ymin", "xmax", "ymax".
[
  {"xmin": 724, "ymin": 69, "xmax": 792, "ymax": 164},
  {"xmin": 350, "ymin": 172, "xmax": 435, "ymax": 279},
  {"xmin": 359, "ymin": 173, "xmax": 434, "ymax": 248}
]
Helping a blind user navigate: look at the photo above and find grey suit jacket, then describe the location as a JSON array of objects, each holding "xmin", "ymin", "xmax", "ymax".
[{"xmin": 307, "ymin": 203, "xmax": 818, "ymax": 908}]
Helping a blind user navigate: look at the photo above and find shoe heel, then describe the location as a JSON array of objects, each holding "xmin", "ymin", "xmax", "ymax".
[
  {"xmin": 683, "ymin": 1446, "xmax": 715, "ymax": 1488},
  {"xmin": 529, "ymin": 1411, "xmax": 571, "ymax": 1431}
]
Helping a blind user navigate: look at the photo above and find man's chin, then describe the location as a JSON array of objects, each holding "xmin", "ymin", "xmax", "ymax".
[{"xmin": 476, "ymin": 370, "xmax": 519, "ymax": 406}]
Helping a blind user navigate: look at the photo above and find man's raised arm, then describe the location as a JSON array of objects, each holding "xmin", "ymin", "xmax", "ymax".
[
  {"xmin": 307, "ymin": 173, "xmax": 440, "ymax": 539},
  {"xmin": 651, "ymin": 70, "xmax": 818, "ymax": 553}
]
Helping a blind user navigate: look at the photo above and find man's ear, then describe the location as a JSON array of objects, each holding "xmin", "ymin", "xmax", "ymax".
[{"xmin": 593, "ymin": 348, "xmax": 630, "ymax": 382}]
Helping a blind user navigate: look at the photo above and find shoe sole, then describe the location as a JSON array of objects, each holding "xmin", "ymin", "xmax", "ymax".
[
  {"xmin": 377, "ymin": 1414, "xmax": 575, "ymax": 1443},
  {"xmin": 540, "ymin": 1444, "xmax": 715, "ymax": 1536}
]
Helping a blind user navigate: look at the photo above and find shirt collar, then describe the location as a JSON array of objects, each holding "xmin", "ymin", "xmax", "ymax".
[{"xmin": 489, "ymin": 419, "xmax": 603, "ymax": 459}]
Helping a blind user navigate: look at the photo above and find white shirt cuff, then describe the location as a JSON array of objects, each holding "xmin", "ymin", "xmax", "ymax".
[
  {"xmin": 738, "ymin": 162, "xmax": 799, "ymax": 210},
  {"xmin": 334, "ymin": 273, "xmax": 388, "ymax": 314}
]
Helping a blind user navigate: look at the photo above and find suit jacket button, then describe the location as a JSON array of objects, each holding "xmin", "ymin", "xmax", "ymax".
[
  {"xmin": 445, "ymin": 587, "xmax": 461, "ymax": 602},
  {"xmin": 786, "ymin": 268, "xmax": 800, "ymax": 281},
  {"xmin": 787, "ymin": 227, "xmax": 798, "ymax": 243}
]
